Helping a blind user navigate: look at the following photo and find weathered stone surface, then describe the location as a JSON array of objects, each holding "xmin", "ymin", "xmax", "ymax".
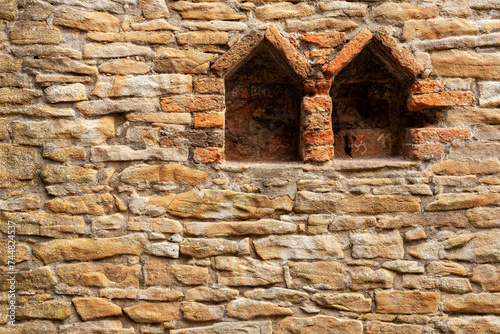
[
  {"xmin": 41, "ymin": 165, "xmax": 96, "ymax": 184},
  {"xmin": 99, "ymin": 59, "xmax": 151, "ymax": 75},
  {"xmin": 171, "ymin": 321, "xmax": 272, "ymax": 334},
  {"xmin": 47, "ymin": 0, "xmax": 136, "ymax": 14},
  {"xmin": 0, "ymin": 88, "xmax": 42, "ymax": 104},
  {"xmin": 432, "ymin": 51, "xmax": 500, "ymax": 80},
  {"xmin": 181, "ymin": 238, "xmax": 239, "ymax": 258},
  {"xmin": 472, "ymin": 265, "xmax": 500, "ymax": 291},
  {"xmin": 12, "ymin": 45, "xmax": 81, "ymax": 59},
  {"xmin": 471, "ymin": 0, "xmax": 500, "ymax": 9},
  {"xmin": 92, "ymin": 213, "xmax": 126, "ymax": 231},
  {"xmin": 145, "ymin": 257, "xmax": 208, "ymax": 286},
  {"xmin": 253, "ymin": 235, "xmax": 343, "ymax": 260},
  {"xmin": 161, "ymin": 95, "xmax": 223, "ymax": 113},
  {"xmin": 121, "ymin": 164, "xmax": 207, "ymax": 185},
  {"xmin": 0, "ymin": 211, "xmax": 84, "ymax": 238},
  {"xmin": 33, "ymin": 234, "xmax": 145, "ymax": 264},
  {"xmin": 10, "ymin": 22, "xmax": 62, "ymax": 44},
  {"xmin": 433, "ymin": 159, "xmax": 500, "ymax": 175},
  {"xmin": 84, "ymin": 42, "xmax": 154, "ymax": 58},
  {"xmin": 18, "ymin": 301, "xmax": 71, "ymax": 320},
  {"xmin": 123, "ymin": 303, "xmax": 181, "ymax": 323},
  {"xmin": 21, "ymin": 0, "xmax": 55, "ymax": 21},
  {"xmin": 351, "ymin": 230, "xmax": 404, "ymax": 259},
  {"xmin": 172, "ymin": 1, "xmax": 245, "ymax": 20},
  {"xmin": 0, "ymin": 143, "xmax": 39, "ymax": 186},
  {"xmin": 148, "ymin": 241, "xmax": 179, "ymax": 258},
  {"xmin": 227, "ymin": 298, "xmax": 293, "ymax": 320},
  {"xmin": 288, "ymin": 261, "xmax": 345, "ymax": 289},
  {"xmin": 0, "ymin": 55, "xmax": 21, "ymax": 73},
  {"xmin": 0, "ymin": 73, "xmax": 30, "ymax": 88},
  {"xmin": 450, "ymin": 142, "xmax": 500, "ymax": 159},
  {"xmin": 411, "ymin": 32, "xmax": 500, "ymax": 52},
  {"xmin": 376, "ymin": 290, "xmax": 440, "ymax": 314},
  {"xmin": 181, "ymin": 302, "xmax": 225, "ymax": 321},
  {"xmin": 427, "ymin": 261, "xmax": 468, "ymax": 276},
  {"xmin": 244, "ymin": 287, "xmax": 308, "ymax": 303},
  {"xmin": 45, "ymin": 193, "xmax": 114, "ymax": 215},
  {"xmin": 426, "ymin": 193, "xmax": 500, "ymax": 211},
  {"xmin": 382, "ymin": 260, "xmax": 425, "ymax": 274},
  {"xmin": 143, "ymin": 0, "xmax": 169, "ymax": 19},
  {"xmin": 402, "ymin": 275, "xmax": 472, "ymax": 293},
  {"xmin": 448, "ymin": 317, "xmax": 500, "ymax": 333},
  {"xmin": 128, "ymin": 217, "xmax": 182, "ymax": 233},
  {"xmin": 59, "ymin": 320, "xmax": 134, "ymax": 334},
  {"xmin": 256, "ymin": 3, "xmax": 315, "ymax": 20},
  {"xmin": 312, "ymin": 293, "xmax": 371, "ymax": 312},
  {"xmin": 100, "ymin": 287, "xmax": 184, "ymax": 301},
  {"xmin": 76, "ymin": 99, "xmax": 158, "ymax": 116},
  {"xmin": 274, "ymin": 316, "xmax": 363, "ymax": 334},
  {"xmin": 0, "ymin": 266, "xmax": 57, "ymax": 291},
  {"xmin": 184, "ymin": 219, "xmax": 296, "ymax": 237},
  {"xmin": 319, "ymin": 1, "xmax": 366, "ymax": 17},
  {"xmin": 0, "ymin": 0, "xmax": 16, "ymax": 20},
  {"xmin": 73, "ymin": 298, "xmax": 122, "ymax": 321},
  {"xmin": 299, "ymin": 32, "xmax": 345, "ymax": 48},
  {"xmin": 374, "ymin": 3, "xmax": 439, "ymax": 23},
  {"xmin": 155, "ymin": 47, "xmax": 212, "ymax": 74},
  {"xmin": 0, "ymin": 239, "xmax": 30, "ymax": 265},
  {"xmin": 186, "ymin": 287, "xmax": 239, "ymax": 302},
  {"xmin": 366, "ymin": 322, "xmax": 423, "ymax": 334},
  {"xmin": 12, "ymin": 117, "xmax": 114, "ymax": 146},
  {"xmin": 23, "ymin": 57, "xmax": 97, "ymax": 75},
  {"xmin": 91, "ymin": 145, "xmax": 188, "ymax": 162},
  {"xmin": 177, "ymin": 31, "xmax": 227, "ymax": 45},
  {"xmin": 444, "ymin": 293, "xmax": 500, "ymax": 314},
  {"xmin": 286, "ymin": 18, "xmax": 358, "ymax": 32},
  {"xmin": 0, "ymin": 194, "xmax": 41, "ymax": 211},
  {"xmin": 183, "ymin": 21, "xmax": 248, "ymax": 32},
  {"xmin": 92, "ymin": 74, "xmax": 192, "ymax": 97},
  {"xmin": 403, "ymin": 18, "xmax": 478, "ymax": 40},
  {"xmin": 3, "ymin": 320, "xmax": 56, "ymax": 334},
  {"xmin": 87, "ymin": 31, "xmax": 173, "ymax": 44},
  {"xmin": 53, "ymin": 7, "xmax": 119, "ymax": 32},
  {"xmin": 408, "ymin": 92, "xmax": 475, "ymax": 111},
  {"xmin": 351, "ymin": 267, "xmax": 395, "ymax": 290},
  {"xmin": 214, "ymin": 256, "xmax": 283, "ymax": 286},
  {"xmin": 467, "ymin": 207, "xmax": 500, "ymax": 228},
  {"xmin": 43, "ymin": 146, "xmax": 85, "ymax": 162},
  {"xmin": 56, "ymin": 262, "xmax": 140, "ymax": 288},
  {"xmin": 132, "ymin": 19, "xmax": 180, "ymax": 31}
]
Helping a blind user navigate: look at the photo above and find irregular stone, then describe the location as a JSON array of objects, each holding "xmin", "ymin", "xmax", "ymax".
[
  {"xmin": 286, "ymin": 18, "xmax": 358, "ymax": 32},
  {"xmin": 84, "ymin": 42, "xmax": 154, "ymax": 58},
  {"xmin": 0, "ymin": 144, "xmax": 39, "ymax": 185},
  {"xmin": 432, "ymin": 50, "xmax": 500, "ymax": 80},
  {"xmin": 0, "ymin": 104, "xmax": 74, "ymax": 118},
  {"xmin": 143, "ymin": 0, "xmax": 169, "ymax": 19},
  {"xmin": 374, "ymin": 3, "xmax": 439, "ymax": 22},
  {"xmin": 444, "ymin": 293, "xmax": 500, "ymax": 314},
  {"xmin": 0, "ymin": 73, "xmax": 30, "ymax": 88},
  {"xmin": 181, "ymin": 238, "xmax": 239, "ymax": 258},
  {"xmin": 170, "ymin": 321, "xmax": 272, "ymax": 334},
  {"xmin": 128, "ymin": 217, "xmax": 182, "ymax": 233},
  {"xmin": 132, "ymin": 19, "xmax": 180, "ymax": 31},
  {"xmin": 479, "ymin": 81, "xmax": 500, "ymax": 107},
  {"xmin": 123, "ymin": 303, "xmax": 181, "ymax": 323},
  {"xmin": 76, "ymin": 99, "xmax": 158, "ymax": 116},
  {"xmin": 92, "ymin": 213, "xmax": 126, "ymax": 231},
  {"xmin": 472, "ymin": 265, "xmax": 500, "ymax": 291},
  {"xmin": 41, "ymin": 165, "xmax": 96, "ymax": 185},
  {"xmin": 327, "ymin": 215, "xmax": 376, "ymax": 231},
  {"xmin": 366, "ymin": 322, "xmax": 423, "ymax": 334},
  {"xmin": 351, "ymin": 230, "xmax": 404, "ymax": 259},
  {"xmin": 351, "ymin": 267, "xmax": 395, "ymax": 290},
  {"xmin": 467, "ymin": 207, "xmax": 500, "ymax": 228},
  {"xmin": 155, "ymin": 47, "xmax": 212, "ymax": 74},
  {"xmin": 412, "ymin": 32, "xmax": 500, "ymax": 51},
  {"xmin": 0, "ymin": 0, "xmax": 16, "ymax": 20},
  {"xmin": 312, "ymin": 293, "xmax": 372, "ymax": 313},
  {"xmin": 53, "ymin": 7, "xmax": 119, "ymax": 32},
  {"xmin": 145, "ymin": 257, "xmax": 208, "ymax": 286},
  {"xmin": 11, "ymin": 117, "xmax": 114, "ymax": 146},
  {"xmin": 426, "ymin": 193, "xmax": 500, "ymax": 211},
  {"xmin": 92, "ymin": 74, "xmax": 192, "ymax": 97},
  {"xmin": 9, "ymin": 22, "xmax": 62, "ymax": 44},
  {"xmin": 288, "ymin": 261, "xmax": 345, "ymax": 289},
  {"xmin": 12, "ymin": 45, "xmax": 81, "ymax": 59},
  {"xmin": 87, "ymin": 31, "xmax": 172, "ymax": 44},
  {"xmin": 120, "ymin": 164, "xmax": 207, "ymax": 185},
  {"xmin": 183, "ymin": 20, "xmax": 248, "ymax": 31},
  {"xmin": 23, "ymin": 57, "xmax": 97, "ymax": 75},
  {"xmin": 56, "ymin": 262, "xmax": 140, "ymax": 288},
  {"xmin": 450, "ymin": 142, "xmax": 500, "ymax": 159},
  {"xmin": 20, "ymin": 0, "xmax": 54, "ymax": 21},
  {"xmin": 274, "ymin": 316, "xmax": 363, "ymax": 334},
  {"xmin": 186, "ymin": 287, "xmax": 239, "ymax": 302},
  {"xmin": 427, "ymin": 261, "xmax": 468, "ymax": 276},
  {"xmin": 227, "ymin": 298, "xmax": 293, "ymax": 320},
  {"xmin": 0, "ymin": 266, "xmax": 57, "ymax": 291},
  {"xmin": 0, "ymin": 212, "xmax": 84, "ymax": 238},
  {"xmin": 448, "ymin": 317, "xmax": 500, "ymax": 333},
  {"xmin": 256, "ymin": 3, "xmax": 315, "ymax": 20},
  {"xmin": 99, "ymin": 59, "xmax": 150, "ymax": 75},
  {"xmin": 177, "ymin": 31, "xmax": 227, "ymax": 45},
  {"xmin": 91, "ymin": 145, "xmax": 188, "ymax": 162},
  {"xmin": 184, "ymin": 219, "xmax": 296, "ymax": 237},
  {"xmin": 0, "ymin": 88, "xmax": 41, "ymax": 104},
  {"xmin": 33, "ymin": 234, "xmax": 145, "ymax": 264},
  {"xmin": 433, "ymin": 159, "xmax": 500, "ymax": 175},
  {"xmin": 214, "ymin": 256, "xmax": 283, "ymax": 286},
  {"xmin": 18, "ymin": 301, "xmax": 71, "ymax": 320},
  {"xmin": 471, "ymin": 0, "xmax": 500, "ymax": 9},
  {"xmin": 319, "ymin": 1, "xmax": 367, "ymax": 17},
  {"xmin": 0, "ymin": 194, "xmax": 41, "ymax": 211},
  {"xmin": 402, "ymin": 275, "xmax": 471, "ymax": 293},
  {"xmin": 254, "ymin": 235, "xmax": 342, "ymax": 261},
  {"xmin": 408, "ymin": 241, "xmax": 442, "ymax": 260},
  {"xmin": 403, "ymin": 18, "xmax": 478, "ymax": 40},
  {"xmin": 172, "ymin": 1, "xmax": 245, "ymax": 20},
  {"xmin": 376, "ymin": 290, "xmax": 440, "ymax": 314},
  {"xmin": 59, "ymin": 320, "xmax": 134, "ymax": 334},
  {"xmin": 148, "ymin": 241, "xmax": 179, "ymax": 258},
  {"xmin": 0, "ymin": 239, "xmax": 30, "ymax": 265},
  {"xmin": 0, "ymin": 55, "xmax": 21, "ymax": 73},
  {"xmin": 47, "ymin": 0, "xmax": 136, "ymax": 14},
  {"xmin": 244, "ymin": 287, "xmax": 307, "ymax": 303},
  {"xmin": 6, "ymin": 320, "xmax": 56, "ymax": 334},
  {"xmin": 408, "ymin": 92, "xmax": 475, "ymax": 111},
  {"xmin": 299, "ymin": 32, "xmax": 345, "ymax": 48},
  {"xmin": 160, "ymin": 95, "xmax": 223, "ymax": 113},
  {"xmin": 442, "ymin": 0, "xmax": 471, "ymax": 17},
  {"xmin": 181, "ymin": 302, "xmax": 225, "ymax": 321},
  {"xmin": 73, "ymin": 298, "xmax": 122, "ymax": 321},
  {"xmin": 126, "ymin": 113, "xmax": 191, "ymax": 125},
  {"xmin": 45, "ymin": 193, "xmax": 114, "ymax": 215},
  {"xmin": 382, "ymin": 260, "xmax": 425, "ymax": 274}
]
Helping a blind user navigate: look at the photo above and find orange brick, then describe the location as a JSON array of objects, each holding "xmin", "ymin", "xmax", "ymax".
[
  {"xmin": 405, "ymin": 128, "xmax": 471, "ymax": 144},
  {"xmin": 303, "ymin": 130, "xmax": 334, "ymax": 146},
  {"xmin": 303, "ymin": 81, "xmax": 332, "ymax": 96},
  {"xmin": 302, "ymin": 96, "xmax": 332, "ymax": 114},
  {"xmin": 302, "ymin": 114, "xmax": 332, "ymax": 131},
  {"xmin": 193, "ymin": 147, "xmax": 223, "ymax": 163},
  {"xmin": 193, "ymin": 78, "xmax": 224, "ymax": 94},
  {"xmin": 300, "ymin": 32, "xmax": 345, "ymax": 48},
  {"xmin": 410, "ymin": 79, "xmax": 444, "ymax": 95},
  {"xmin": 303, "ymin": 146, "xmax": 334, "ymax": 162},
  {"xmin": 408, "ymin": 92, "xmax": 475, "ymax": 112},
  {"xmin": 161, "ymin": 95, "xmax": 224, "ymax": 113},
  {"xmin": 194, "ymin": 113, "xmax": 224, "ymax": 128},
  {"xmin": 403, "ymin": 144, "xmax": 444, "ymax": 160},
  {"xmin": 348, "ymin": 129, "xmax": 392, "ymax": 158}
]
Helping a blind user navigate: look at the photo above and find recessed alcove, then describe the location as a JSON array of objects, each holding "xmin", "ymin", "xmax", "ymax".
[{"xmin": 224, "ymin": 40, "xmax": 303, "ymax": 162}]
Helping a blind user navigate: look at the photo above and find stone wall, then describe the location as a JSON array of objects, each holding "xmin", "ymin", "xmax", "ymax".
[{"xmin": 1, "ymin": 0, "xmax": 500, "ymax": 333}]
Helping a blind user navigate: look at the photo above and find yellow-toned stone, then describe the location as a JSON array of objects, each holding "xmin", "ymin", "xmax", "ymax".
[
  {"xmin": 53, "ymin": 7, "xmax": 119, "ymax": 32},
  {"xmin": 0, "ymin": 88, "xmax": 41, "ymax": 104},
  {"xmin": 374, "ymin": 3, "xmax": 439, "ymax": 23},
  {"xmin": 256, "ymin": 3, "xmax": 315, "ymax": 21},
  {"xmin": 0, "ymin": 55, "xmax": 21, "ymax": 73},
  {"xmin": 288, "ymin": 261, "xmax": 345, "ymax": 289},
  {"xmin": 0, "ymin": 211, "xmax": 84, "ymax": 238},
  {"xmin": 0, "ymin": 266, "xmax": 57, "ymax": 291},
  {"xmin": 172, "ymin": 1, "xmax": 245, "ymax": 20},
  {"xmin": 444, "ymin": 293, "xmax": 500, "ymax": 314},
  {"xmin": 87, "ymin": 31, "xmax": 173, "ymax": 44},
  {"xmin": 43, "ymin": 146, "xmax": 86, "ymax": 162},
  {"xmin": 143, "ymin": 0, "xmax": 170, "ymax": 19},
  {"xmin": 186, "ymin": 287, "xmax": 239, "ymax": 302},
  {"xmin": 123, "ymin": 303, "xmax": 181, "ymax": 323},
  {"xmin": 99, "ymin": 59, "xmax": 150, "ymax": 75},
  {"xmin": 181, "ymin": 302, "xmax": 225, "ymax": 321},
  {"xmin": 9, "ymin": 22, "xmax": 62, "ymax": 44},
  {"xmin": 181, "ymin": 238, "xmax": 239, "ymax": 258},
  {"xmin": 432, "ymin": 50, "xmax": 500, "ymax": 80},
  {"xmin": 275, "ymin": 316, "xmax": 363, "ymax": 334},
  {"xmin": 214, "ymin": 256, "xmax": 283, "ymax": 286},
  {"xmin": 366, "ymin": 322, "xmax": 422, "ymax": 334},
  {"xmin": 0, "ymin": 239, "xmax": 30, "ymax": 265},
  {"xmin": 45, "ymin": 193, "xmax": 114, "ymax": 215},
  {"xmin": 227, "ymin": 298, "xmax": 293, "ymax": 320},
  {"xmin": 56, "ymin": 262, "xmax": 141, "ymax": 288},
  {"xmin": 73, "ymin": 298, "xmax": 122, "ymax": 321},
  {"xmin": 41, "ymin": 164, "xmax": 96, "ymax": 184},
  {"xmin": 312, "ymin": 293, "xmax": 372, "ymax": 313},
  {"xmin": 145, "ymin": 257, "xmax": 208, "ymax": 286},
  {"xmin": 120, "ymin": 164, "xmax": 207, "ymax": 185},
  {"xmin": 18, "ymin": 301, "xmax": 71, "ymax": 320},
  {"xmin": 184, "ymin": 219, "xmax": 296, "ymax": 237},
  {"xmin": 177, "ymin": 31, "xmax": 227, "ymax": 45},
  {"xmin": 426, "ymin": 193, "xmax": 500, "ymax": 211},
  {"xmin": 286, "ymin": 18, "xmax": 358, "ymax": 32},
  {"xmin": 403, "ymin": 18, "xmax": 478, "ymax": 41},
  {"xmin": 376, "ymin": 290, "xmax": 440, "ymax": 314}
]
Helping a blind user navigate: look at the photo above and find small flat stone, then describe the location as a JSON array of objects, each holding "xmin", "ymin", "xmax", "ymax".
[{"xmin": 73, "ymin": 298, "xmax": 122, "ymax": 321}]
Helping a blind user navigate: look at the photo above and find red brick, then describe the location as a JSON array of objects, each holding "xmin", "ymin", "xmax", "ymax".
[
  {"xmin": 161, "ymin": 96, "xmax": 224, "ymax": 113},
  {"xmin": 303, "ymin": 81, "xmax": 332, "ymax": 96},
  {"xmin": 194, "ymin": 113, "xmax": 224, "ymax": 128},
  {"xmin": 408, "ymin": 92, "xmax": 475, "ymax": 112},
  {"xmin": 303, "ymin": 146, "xmax": 334, "ymax": 162},
  {"xmin": 303, "ymin": 130, "xmax": 334, "ymax": 146},
  {"xmin": 348, "ymin": 130, "xmax": 392, "ymax": 158},
  {"xmin": 302, "ymin": 114, "xmax": 332, "ymax": 131},
  {"xmin": 403, "ymin": 144, "xmax": 444, "ymax": 160},
  {"xmin": 302, "ymin": 96, "xmax": 332, "ymax": 114},
  {"xmin": 299, "ymin": 32, "xmax": 345, "ymax": 48},
  {"xmin": 193, "ymin": 78, "xmax": 224, "ymax": 94},
  {"xmin": 410, "ymin": 79, "xmax": 444, "ymax": 95},
  {"xmin": 405, "ymin": 128, "xmax": 471, "ymax": 144},
  {"xmin": 193, "ymin": 147, "xmax": 223, "ymax": 163}
]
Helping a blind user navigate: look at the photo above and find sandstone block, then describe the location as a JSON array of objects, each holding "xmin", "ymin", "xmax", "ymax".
[
  {"xmin": 181, "ymin": 238, "xmax": 239, "ymax": 258},
  {"xmin": 350, "ymin": 267, "xmax": 395, "ymax": 290},
  {"xmin": 427, "ymin": 261, "xmax": 468, "ymax": 276},
  {"xmin": 45, "ymin": 193, "xmax": 114, "ymax": 215},
  {"xmin": 177, "ymin": 31, "xmax": 227, "ymax": 45},
  {"xmin": 366, "ymin": 322, "xmax": 423, "ymax": 334},
  {"xmin": 351, "ymin": 230, "xmax": 404, "ymax": 259},
  {"xmin": 0, "ymin": 88, "xmax": 41, "ymax": 104},
  {"xmin": 256, "ymin": 3, "xmax": 315, "ymax": 20},
  {"xmin": 123, "ymin": 303, "xmax": 181, "ymax": 323},
  {"xmin": 214, "ymin": 256, "xmax": 283, "ymax": 286},
  {"xmin": 0, "ymin": 55, "xmax": 21, "ymax": 73},
  {"xmin": 227, "ymin": 298, "xmax": 293, "ymax": 320},
  {"xmin": 148, "ymin": 241, "xmax": 179, "ymax": 258},
  {"xmin": 0, "ymin": 239, "xmax": 30, "ymax": 265},
  {"xmin": 121, "ymin": 164, "xmax": 207, "ymax": 185},
  {"xmin": 23, "ymin": 57, "xmax": 97, "ymax": 75},
  {"xmin": 312, "ymin": 293, "xmax": 372, "ymax": 313},
  {"xmin": 53, "ymin": 7, "xmax": 119, "ymax": 32},
  {"xmin": 0, "ymin": 211, "xmax": 84, "ymax": 238},
  {"xmin": 186, "ymin": 287, "xmax": 239, "ymax": 302},
  {"xmin": 382, "ymin": 260, "xmax": 425, "ymax": 274},
  {"xmin": 99, "ymin": 59, "xmax": 151, "ymax": 75},
  {"xmin": 181, "ymin": 302, "xmax": 225, "ymax": 321},
  {"xmin": 432, "ymin": 50, "xmax": 500, "ymax": 80},
  {"xmin": 76, "ymin": 99, "xmax": 158, "ymax": 116},
  {"xmin": 194, "ymin": 78, "xmax": 224, "ymax": 94},
  {"xmin": 432, "ymin": 159, "xmax": 500, "ymax": 175},
  {"xmin": 376, "ymin": 290, "xmax": 440, "ymax": 314},
  {"xmin": 47, "ymin": 0, "xmax": 136, "ymax": 14},
  {"xmin": 21, "ymin": 0, "xmax": 55, "ymax": 21},
  {"xmin": 45, "ymin": 83, "xmax": 88, "ymax": 103},
  {"xmin": 56, "ymin": 262, "xmax": 140, "ymax": 287},
  {"xmin": 403, "ymin": 18, "xmax": 478, "ymax": 40},
  {"xmin": 92, "ymin": 145, "xmax": 188, "ymax": 162},
  {"xmin": 145, "ymin": 257, "xmax": 208, "ymax": 286},
  {"xmin": 406, "ymin": 128, "xmax": 471, "ymax": 143},
  {"xmin": 426, "ymin": 193, "xmax": 500, "ymax": 211},
  {"xmin": 403, "ymin": 144, "xmax": 444, "ymax": 160},
  {"xmin": 127, "ymin": 113, "xmax": 191, "ymax": 124},
  {"xmin": 10, "ymin": 22, "xmax": 62, "ymax": 44},
  {"xmin": 274, "ymin": 316, "xmax": 363, "ymax": 334},
  {"xmin": 0, "ymin": 266, "xmax": 57, "ymax": 291},
  {"xmin": 170, "ymin": 321, "xmax": 272, "ymax": 334},
  {"xmin": 254, "ymin": 235, "xmax": 343, "ymax": 261},
  {"xmin": 0, "ymin": 144, "xmax": 39, "ymax": 185},
  {"xmin": 299, "ymin": 33, "xmax": 345, "ymax": 48},
  {"xmin": 402, "ymin": 275, "xmax": 472, "ymax": 294},
  {"xmin": 444, "ymin": 293, "xmax": 500, "ymax": 314},
  {"xmin": 172, "ymin": 1, "xmax": 245, "ymax": 20},
  {"xmin": 408, "ymin": 92, "xmax": 475, "ymax": 111},
  {"xmin": 286, "ymin": 18, "xmax": 358, "ymax": 32},
  {"xmin": 184, "ymin": 219, "xmax": 296, "ymax": 237},
  {"xmin": 183, "ymin": 21, "xmax": 248, "ymax": 32},
  {"xmin": 73, "ymin": 298, "xmax": 122, "ymax": 321},
  {"xmin": 59, "ymin": 320, "xmax": 134, "ymax": 334},
  {"xmin": 128, "ymin": 217, "xmax": 182, "ymax": 233},
  {"xmin": 0, "ymin": 194, "xmax": 41, "ymax": 211},
  {"xmin": 84, "ymin": 42, "xmax": 154, "ymax": 58},
  {"xmin": 18, "ymin": 301, "xmax": 71, "ymax": 320},
  {"xmin": 0, "ymin": 73, "xmax": 30, "ymax": 88},
  {"xmin": 449, "ymin": 142, "xmax": 500, "ymax": 159},
  {"xmin": 448, "ymin": 317, "xmax": 500, "ymax": 333},
  {"xmin": 41, "ymin": 164, "xmax": 96, "ymax": 184},
  {"xmin": 33, "ymin": 234, "xmax": 145, "ymax": 264},
  {"xmin": 244, "ymin": 287, "xmax": 308, "ymax": 303},
  {"xmin": 319, "ymin": 2, "xmax": 367, "ymax": 17},
  {"xmin": 132, "ymin": 19, "xmax": 179, "ymax": 31},
  {"xmin": 43, "ymin": 146, "xmax": 86, "ymax": 162},
  {"xmin": 0, "ymin": 1, "xmax": 16, "ymax": 20},
  {"xmin": 467, "ymin": 207, "xmax": 500, "ymax": 228},
  {"xmin": 161, "ymin": 95, "xmax": 224, "ymax": 113},
  {"xmin": 143, "ymin": 0, "xmax": 169, "ymax": 19},
  {"xmin": 87, "ymin": 31, "xmax": 173, "ymax": 44},
  {"xmin": 374, "ymin": 3, "xmax": 439, "ymax": 22},
  {"xmin": 92, "ymin": 74, "xmax": 192, "ymax": 97}
]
